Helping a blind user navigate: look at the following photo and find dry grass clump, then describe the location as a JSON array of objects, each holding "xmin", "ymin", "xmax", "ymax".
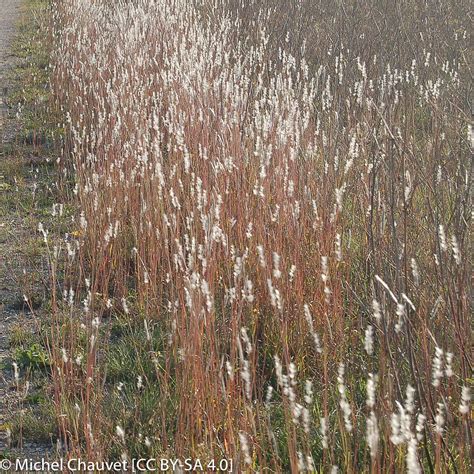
[{"xmin": 42, "ymin": 0, "xmax": 471, "ymax": 471}]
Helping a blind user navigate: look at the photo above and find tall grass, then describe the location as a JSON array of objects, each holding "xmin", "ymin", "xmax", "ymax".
[{"xmin": 43, "ymin": 0, "xmax": 472, "ymax": 471}]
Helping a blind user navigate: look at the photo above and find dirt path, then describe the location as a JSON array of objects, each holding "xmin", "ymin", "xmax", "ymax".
[
  {"xmin": 1, "ymin": 0, "xmax": 54, "ymax": 462},
  {"xmin": 1, "ymin": 0, "xmax": 22, "ymax": 140},
  {"xmin": 0, "ymin": 0, "xmax": 21, "ymax": 68}
]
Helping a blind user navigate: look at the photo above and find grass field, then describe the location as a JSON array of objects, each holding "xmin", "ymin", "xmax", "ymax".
[{"xmin": 11, "ymin": 0, "xmax": 472, "ymax": 471}]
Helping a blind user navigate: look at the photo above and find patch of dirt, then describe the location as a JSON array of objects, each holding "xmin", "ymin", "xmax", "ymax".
[{"xmin": 0, "ymin": 0, "xmax": 22, "ymax": 141}]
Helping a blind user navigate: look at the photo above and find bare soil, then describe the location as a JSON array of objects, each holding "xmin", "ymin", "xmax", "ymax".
[{"xmin": 1, "ymin": 1, "xmax": 21, "ymax": 139}]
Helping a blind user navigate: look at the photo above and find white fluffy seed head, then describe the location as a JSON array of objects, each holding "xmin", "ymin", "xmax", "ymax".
[
  {"xmin": 459, "ymin": 386, "xmax": 471, "ymax": 415},
  {"xmin": 366, "ymin": 411, "xmax": 379, "ymax": 459},
  {"xmin": 337, "ymin": 363, "xmax": 352, "ymax": 432},
  {"xmin": 366, "ymin": 373, "xmax": 377, "ymax": 408},
  {"xmin": 372, "ymin": 299, "xmax": 382, "ymax": 321},
  {"xmin": 238, "ymin": 432, "xmax": 252, "ymax": 465},
  {"xmin": 364, "ymin": 325, "xmax": 374, "ymax": 355},
  {"xmin": 434, "ymin": 402, "xmax": 445, "ymax": 435},
  {"xmin": 116, "ymin": 425, "xmax": 125, "ymax": 442},
  {"xmin": 432, "ymin": 347, "xmax": 444, "ymax": 388}
]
